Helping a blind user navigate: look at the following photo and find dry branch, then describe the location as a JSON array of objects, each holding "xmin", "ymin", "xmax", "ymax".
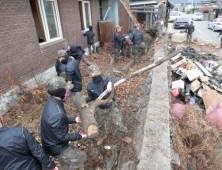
[{"xmin": 98, "ymin": 50, "xmax": 182, "ymax": 100}]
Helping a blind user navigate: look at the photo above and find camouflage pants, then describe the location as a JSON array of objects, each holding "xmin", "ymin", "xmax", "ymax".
[
  {"xmin": 76, "ymin": 55, "xmax": 92, "ymax": 66},
  {"xmin": 133, "ymin": 43, "xmax": 147, "ymax": 62},
  {"xmin": 59, "ymin": 72, "xmax": 67, "ymax": 80},
  {"xmin": 95, "ymin": 103, "xmax": 127, "ymax": 139},
  {"xmin": 122, "ymin": 42, "xmax": 132, "ymax": 58},
  {"xmin": 157, "ymin": 19, "xmax": 164, "ymax": 38},
  {"xmin": 55, "ymin": 145, "xmax": 87, "ymax": 170},
  {"xmin": 114, "ymin": 49, "xmax": 121, "ymax": 62},
  {"xmin": 88, "ymin": 44, "xmax": 96, "ymax": 55},
  {"xmin": 186, "ymin": 33, "xmax": 192, "ymax": 43},
  {"xmin": 220, "ymin": 36, "xmax": 222, "ymax": 47}
]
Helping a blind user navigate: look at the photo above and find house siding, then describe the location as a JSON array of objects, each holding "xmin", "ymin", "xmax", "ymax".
[{"xmin": 0, "ymin": 0, "xmax": 100, "ymax": 94}]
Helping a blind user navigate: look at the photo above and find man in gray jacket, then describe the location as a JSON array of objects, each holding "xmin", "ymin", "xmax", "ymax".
[{"xmin": 156, "ymin": 0, "xmax": 166, "ymax": 44}]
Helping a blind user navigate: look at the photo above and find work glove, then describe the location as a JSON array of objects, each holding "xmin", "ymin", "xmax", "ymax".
[
  {"xmin": 80, "ymin": 130, "xmax": 87, "ymax": 138},
  {"xmin": 84, "ymin": 52, "xmax": 88, "ymax": 56},
  {"xmin": 52, "ymin": 167, "xmax": 58, "ymax": 170},
  {"xmin": 107, "ymin": 82, "xmax": 112, "ymax": 92},
  {"xmin": 160, "ymin": 21, "xmax": 164, "ymax": 25},
  {"xmin": 75, "ymin": 116, "xmax": 82, "ymax": 123},
  {"xmin": 82, "ymin": 30, "xmax": 85, "ymax": 34}
]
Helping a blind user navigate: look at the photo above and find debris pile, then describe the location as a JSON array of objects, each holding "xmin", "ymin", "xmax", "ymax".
[{"xmin": 170, "ymin": 46, "xmax": 222, "ymax": 170}]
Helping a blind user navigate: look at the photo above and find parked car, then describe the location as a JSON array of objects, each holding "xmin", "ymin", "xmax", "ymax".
[
  {"xmin": 208, "ymin": 18, "xmax": 222, "ymax": 32},
  {"xmin": 192, "ymin": 13, "xmax": 203, "ymax": 20},
  {"xmin": 169, "ymin": 11, "xmax": 180, "ymax": 22},
  {"xmin": 173, "ymin": 17, "xmax": 189, "ymax": 29}
]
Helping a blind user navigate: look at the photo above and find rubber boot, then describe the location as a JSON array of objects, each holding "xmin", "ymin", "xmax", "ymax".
[
  {"xmin": 97, "ymin": 135, "xmax": 107, "ymax": 146},
  {"xmin": 121, "ymin": 136, "xmax": 132, "ymax": 144},
  {"xmin": 88, "ymin": 48, "xmax": 92, "ymax": 56},
  {"xmin": 134, "ymin": 56, "xmax": 138, "ymax": 62}
]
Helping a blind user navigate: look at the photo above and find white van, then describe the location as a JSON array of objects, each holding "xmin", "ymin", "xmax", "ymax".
[{"xmin": 169, "ymin": 11, "xmax": 180, "ymax": 22}]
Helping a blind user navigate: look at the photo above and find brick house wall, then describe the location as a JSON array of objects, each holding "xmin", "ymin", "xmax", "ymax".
[
  {"xmin": 118, "ymin": 0, "xmax": 129, "ymax": 37},
  {"xmin": 0, "ymin": 0, "xmax": 100, "ymax": 94}
]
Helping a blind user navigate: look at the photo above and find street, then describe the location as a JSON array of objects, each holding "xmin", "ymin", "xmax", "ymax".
[{"xmin": 169, "ymin": 14, "xmax": 221, "ymax": 46}]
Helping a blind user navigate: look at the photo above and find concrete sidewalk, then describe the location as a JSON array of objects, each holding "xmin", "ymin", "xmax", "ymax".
[{"xmin": 137, "ymin": 44, "xmax": 171, "ymax": 170}]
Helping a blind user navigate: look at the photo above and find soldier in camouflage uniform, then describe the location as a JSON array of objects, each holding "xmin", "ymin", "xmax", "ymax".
[
  {"xmin": 86, "ymin": 65, "xmax": 132, "ymax": 145},
  {"xmin": 41, "ymin": 76, "xmax": 87, "ymax": 170},
  {"xmin": 156, "ymin": 0, "xmax": 166, "ymax": 44}
]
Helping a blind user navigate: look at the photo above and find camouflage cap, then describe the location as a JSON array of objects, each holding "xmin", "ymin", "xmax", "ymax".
[
  {"xmin": 56, "ymin": 50, "xmax": 68, "ymax": 60},
  {"xmin": 88, "ymin": 65, "xmax": 101, "ymax": 77},
  {"xmin": 134, "ymin": 23, "xmax": 140, "ymax": 28},
  {"xmin": 62, "ymin": 42, "xmax": 68, "ymax": 50},
  {"xmin": 47, "ymin": 76, "xmax": 74, "ymax": 90},
  {"xmin": 116, "ymin": 25, "xmax": 122, "ymax": 29}
]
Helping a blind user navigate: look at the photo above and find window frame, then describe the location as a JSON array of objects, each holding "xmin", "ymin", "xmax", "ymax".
[
  {"xmin": 79, "ymin": 0, "xmax": 92, "ymax": 31},
  {"xmin": 37, "ymin": 0, "xmax": 63, "ymax": 45}
]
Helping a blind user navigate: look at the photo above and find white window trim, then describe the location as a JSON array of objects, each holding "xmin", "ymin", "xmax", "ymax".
[
  {"xmin": 37, "ymin": 0, "xmax": 63, "ymax": 46},
  {"xmin": 79, "ymin": 1, "xmax": 92, "ymax": 31}
]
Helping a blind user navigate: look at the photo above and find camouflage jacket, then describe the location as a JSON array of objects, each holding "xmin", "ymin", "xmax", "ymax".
[{"xmin": 157, "ymin": 4, "xmax": 166, "ymax": 20}]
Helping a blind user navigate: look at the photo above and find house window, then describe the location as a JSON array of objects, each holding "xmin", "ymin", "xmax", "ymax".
[
  {"xmin": 30, "ymin": 0, "xmax": 63, "ymax": 44},
  {"xmin": 79, "ymin": 1, "xmax": 92, "ymax": 31}
]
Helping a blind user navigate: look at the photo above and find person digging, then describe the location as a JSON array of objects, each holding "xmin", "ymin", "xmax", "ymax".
[
  {"xmin": 0, "ymin": 117, "xmax": 58, "ymax": 170},
  {"xmin": 41, "ymin": 76, "xmax": 87, "ymax": 170},
  {"xmin": 85, "ymin": 65, "xmax": 132, "ymax": 145}
]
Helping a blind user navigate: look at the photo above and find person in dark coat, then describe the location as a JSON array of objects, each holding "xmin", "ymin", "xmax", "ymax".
[
  {"xmin": 113, "ymin": 25, "xmax": 127, "ymax": 63},
  {"xmin": 55, "ymin": 50, "xmax": 68, "ymax": 79},
  {"xmin": 186, "ymin": 21, "xmax": 195, "ymax": 43},
  {"xmin": 56, "ymin": 50, "xmax": 83, "ymax": 93},
  {"xmin": 83, "ymin": 25, "xmax": 96, "ymax": 55},
  {"xmin": 41, "ymin": 76, "xmax": 87, "ymax": 170},
  {"xmin": 0, "ymin": 117, "xmax": 58, "ymax": 170},
  {"xmin": 130, "ymin": 24, "xmax": 147, "ymax": 62},
  {"xmin": 86, "ymin": 65, "xmax": 132, "ymax": 146},
  {"xmin": 66, "ymin": 43, "xmax": 92, "ymax": 66}
]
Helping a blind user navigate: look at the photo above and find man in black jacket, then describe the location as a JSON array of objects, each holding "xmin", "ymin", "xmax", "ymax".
[
  {"xmin": 41, "ymin": 76, "xmax": 87, "ymax": 170},
  {"xmin": 86, "ymin": 65, "xmax": 132, "ymax": 145},
  {"xmin": 55, "ymin": 50, "xmax": 68, "ymax": 79},
  {"xmin": 0, "ymin": 118, "xmax": 57, "ymax": 170},
  {"xmin": 113, "ymin": 25, "xmax": 127, "ymax": 62},
  {"xmin": 83, "ymin": 25, "xmax": 96, "ymax": 55},
  {"xmin": 55, "ymin": 50, "xmax": 82, "ymax": 92},
  {"xmin": 66, "ymin": 43, "xmax": 92, "ymax": 66},
  {"xmin": 130, "ymin": 24, "xmax": 147, "ymax": 62},
  {"xmin": 66, "ymin": 56, "xmax": 83, "ymax": 92},
  {"xmin": 185, "ymin": 21, "xmax": 195, "ymax": 43}
]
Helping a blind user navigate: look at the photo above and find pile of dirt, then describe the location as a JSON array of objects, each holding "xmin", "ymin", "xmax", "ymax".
[
  {"xmin": 171, "ymin": 102, "xmax": 222, "ymax": 170},
  {"xmin": 2, "ymin": 47, "xmax": 152, "ymax": 169}
]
